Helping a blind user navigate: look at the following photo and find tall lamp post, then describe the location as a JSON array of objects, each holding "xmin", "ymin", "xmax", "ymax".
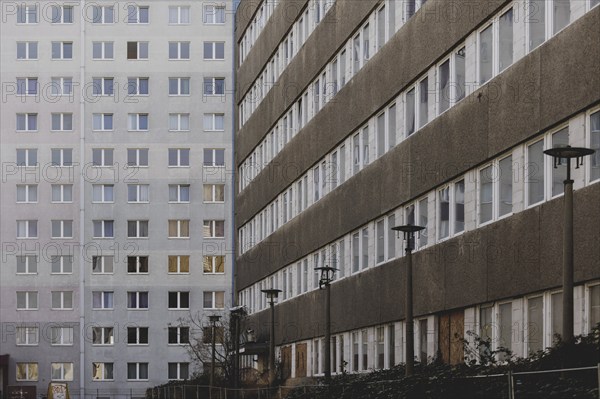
[
  {"xmin": 392, "ymin": 224, "xmax": 425, "ymax": 377},
  {"xmin": 209, "ymin": 314, "xmax": 222, "ymax": 388},
  {"xmin": 314, "ymin": 266, "xmax": 338, "ymax": 384},
  {"xmin": 261, "ymin": 288, "xmax": 281, "ymax": 384},
  {"xmin": 543, "ymin": 145, "xmax": 595, "ymax": 342},
  {"xmin": 230, "ymin": 306, "xmax": 246, "ymax": 394}
]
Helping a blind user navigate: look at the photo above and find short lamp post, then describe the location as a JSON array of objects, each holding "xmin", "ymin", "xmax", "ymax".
[
  {"xmin": 314, "ymin": 266, "xmax": 338, "ymax": 384},
  {"xmin": 543, "ymin": 145, "xmax": 595, "ymax": 343},
  {"xmin": 261, "ymin": 288, "xmax": 281, "ymax": 384},
  {"xmin": 208, "ymin": 314, "xmax": 222, "ymax": 388},
  {"xmin": 392, "ymin": 224, "xmax": 425, "ymax": 377}
]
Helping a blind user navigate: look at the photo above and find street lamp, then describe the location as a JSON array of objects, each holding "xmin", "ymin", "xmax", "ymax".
[
  {"xmin": 392, "ymin": 223, "xmax": 425, "ymax": 377},
  {"xmin": 229, "ymin": 306, "xmax": 246, "ymax": 393},
  {"xmin": 208, "ymin": 314, "xmax": 222, "ymax": 388},
  {"xmin": 261, "ymin": 288, "xmax": 281, "ymax": 384},
  {"xmin": 314, "ymin": 266, "xmax": 338, "ymax": 384},
  {"xmin": 543, "ymin": 145, "xmax": 595, "ymax": 343}
]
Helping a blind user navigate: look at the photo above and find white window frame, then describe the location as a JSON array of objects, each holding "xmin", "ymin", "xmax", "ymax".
[
  {"xmin": 16, "ymin": 220, "xmax": 37, "ymax": 239},
  {"xmin": 168, "ymin": 148, "xmax": 190, "ymax": 167},
  {"xmin": 203, "ymin": 291, "xmax": 225, "ymax": 309},
  {"xmin": 91, "ymin": 5, "xmax": 114, "ymax": 24},
  {"xmin": 203, "ymin": 77, "xmax": 225, "ymax": 96},
  {"xmin": 92, "ymin": 327, "xmax": 114, "ymax": 346},
  {"xmin": 16, "ymin": 291, "xmax": 38, "ymax": 310},
  {"xmin": 51, "ymin": 220, "xmax": 73, "ymax": 239},
  {"xmin": 16, "ymin": 363, "xmax": 38, "ymax": 382},
  {"xmin": 92, "ymin": 256, "xmax": 114, "ymax": 274},
  {"xmin": 477, "ymin": 155, "xmax": 514, "ymax": 226},
  {"xmin": 92, "ymin": 220, "xmax": 114, "ymax": 238},
  {"xmin": 203, "ymin": 184, "xmax": 224, "ymax": 203},
  {"xmin": 127, "ymin": 327, "xmax": 149, "ymax": 345},
  {"xmin": 16, "ymin": 184, "xmax": 37, "ymax": 203},
  {"xmin": 51, "ymin": 113, "xmax": 73, "ymax": 131},
  {"xmin": 587, "ymin": 107, "xmax": 600, "ymax": 184},
  {"xmin": 16, "ymin": 149, "xmax": 37, "ymax": 167},
  {"xmin": 169, "ymin": 41, "xmax": 190, "ymax": 60},
  {"xmin": 92, "ymin": 184, "xmax": 114, "ymax": 203},
  {"xmin": 92, "ymin": 77, "xmax": 114, "ymax": 96},
  {"xmin": 204, "ymin": 41, "xmax": 225, "ymax": 60},
  {"xmin": 128, "ymin": 113, "xmax": 149, "ymax": 131},
  {"xmin": 203, "ymin": 255, "xmax": 225, "ymax": 274},
  {"xmin": 92, "ymin": 148, "xmax": 114, "ymax": 167},
  {"xmin": 50, "ymin": 327, "xmax": 74, "ymax": 346},
  {"xmin": 17, "ymin": 5, "xmax": 37, "ymax": 24},
  {"xmin": 50, "ymin": 5, "xmax": 74, "ymax": 23},
  {"xmin": 16, "ymin": 327, "xmax": 39, "ymax": 346},
  {"xmin": 170, "ymin": 184, "xmax": 191, "ymax": 203},
  {"xmin": 17, "ymin": 41, "xmax": 37, "ymax": 60},
  {"xmin": 92, "ymin": 113, "xmax": 113, "ymax": 131},
  {"xmin": 169, "ymin": 77, "xmax": 191, "ymax": 96},
  {"xmin": 127, "ymin": 5, "xmax": 149, "ymax": 24},
  {"xmin": 127, "ymin": 220, "xmax": 149, "ymax": 238},
  {"xmin": 92, "ymin": 362, "xmax": 114, "ymax": 381},
  {"xmin": 16, "ymin": 77, "xmax": 38, "ymax": 96},
  {"xmin": 437, "ymin": 178, "xmax": 466, "ymax": 241},
  {"xmin": 127, "ymin": 41, "xmax": 149, "ymax": 60},
  {"xmin": 51, "ymin": 41, "xmax": 73, "ymax": 60},
  {"xmin": 127, "ymin": 291, "xmax": 149, "ymax": 310},
  {"xmin": 204, "ymin": 113, "xmax": 225, "ymax": 131},
  {"xmin": 203, "ymin": 220, "xmax": 225, "ymax": 238},
  {"xmin": 169, "ymin": 220, "xmax": 190, "ymax": 238},
  {"xmin": 51, "ymin": 255, "xmax": 73, "ymax": 275},
  {"xmin": 16, "ymin": 255, "xmax": 37, "ymax": 274},
  {"xmin": 92, "ymin": 291, "xmax": 114, "ymax": 310},
  {"xmin": 169, "ymin": 6, "xmax": 190, "ymax": 24},
  {"xmin": 51, "ymin": 291, "xmax": 73, "ymax": 310},
  {"xmin": 168, "ymin": 291, "xmax": 190, "ymax": 309},
  {"xmin": 51, "ymin": 148, "xmax": 73, "ymax": 167}
]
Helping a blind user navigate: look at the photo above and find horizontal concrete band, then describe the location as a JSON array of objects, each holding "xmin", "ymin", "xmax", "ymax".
[
  {"xmin": 235, "ymin": 0, "xmax": 509, "ymax": 161},
  {"xmin": 241, "ymin": 182, "xmax": 600, "ymax": 345},
  {"xmin": 235, "ymin": 6, "xmax": 600, "ymax": 237}
]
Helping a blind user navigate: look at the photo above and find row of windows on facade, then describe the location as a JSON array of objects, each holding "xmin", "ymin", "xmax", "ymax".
[
  {"xmin": 14, "ymin": 148, "xmax": 226, "ymax": 167},
  {"xmin": 239, "ymin": 110, "xmax": 600, "ymax": 310},
  {"xmin": 15, "ymin": 183, "xmax": 225, "ymax": 204},
  {"xmin": 264, "ymin": 283, "xmax": 600, "ymax": 378},
  {"xmin": 15, "ymin": 4, "xmax": 226, "ymax": 25},
  {"xmin": 238, "ymin": 0, "xmax": 336, "ymax": 115},
  {"xmin": 14, "ymin": 254, "xmax": 226, "ymax": 275},
  {"xmin": 14, "ymin": 290, "xmax": 225, "ymax": 311},
  {"xmin": 239, "ymin": 0, "xmax": 600, "ymax": 190},
  {"xmin": 14, "ymin": 111, "xmax": 225, "ymax": 132},
  {"xmin": 14, "ymin": 361, "xmax": 192, "ymax": 382},
  {"xmin": 14, "ymin": 77, "xmax": 226, "ymax": 96},
  {"xmin": 14, "ymin": 219, "xmax": 226, "ymax": 239},
  {"xmin": 238, "ymin": 0, "xmax": 279, "ymax": 64},
  {"xmin": 16, "ymin": 40, "xmax": 226, "ymax": 61}
]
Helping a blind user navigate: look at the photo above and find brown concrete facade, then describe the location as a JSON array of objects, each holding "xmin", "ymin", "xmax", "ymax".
[{"xmin": 234, "ymin": 0, "xmax": 600, "ymax": 345}]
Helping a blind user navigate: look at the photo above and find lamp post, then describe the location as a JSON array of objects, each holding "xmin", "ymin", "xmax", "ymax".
[
  {"xmin": 208, "ymin": 314, "xmax": 222, "ymax": 388},
  {"xmin": 261, "ymin": 288, "xmax": 281, "ymax": 384},
  {"xmin": 314, "ymin": 266, "xmax": 338, "ymax": 384},
  {"xmin": 392, "ymin": 223, "xmax": 425, "ymax": 377},
  {"xmin": 229, "ymin": 306, "xmax": 246, "ymax": 394},
  {"xmin": 543, "ymin": 145, "xmax": 595, "ymax": 343}
]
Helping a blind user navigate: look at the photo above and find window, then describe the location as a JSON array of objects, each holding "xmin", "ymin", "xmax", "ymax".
[
  {"xmin": 128, "ymin": 220, "xmax": 149, "ymax": 238},
  {"xmin": 438, "ymin": 47, "xmax": 466, "ymax": 115},
  {"xmin": 92, "ymin": 291, "xmax": 114, "ymax": 310},
  {"xmin": 203, "ymin": 184, "xmax": 224, "ymax": 203},
  {"xmin": 168, "ymin": 327, "xmax": 190, "ymax": 344},
  {"xmin": 128, "ymin": 5, "xmax": 149, "ymax": 23},
  {"xmin": 52, "ymin": 42, "xmax": 73, "ymax": 60},
  {"xmin": 168, "ymin": 363, "xmax": 189, "ymax": 380},
  {"xmin": 169, "ymin": 6, "xmax": 190, "ymax": 24},
  {"xmin": 479, "ymin": 156, "xmax": 513, "ymax": 225},
  {"xmin": 93, "ymin": 220, "xmax": 114, "ymax": 238},
  {"xmin": 16, "ymin": 363, "xmax": 38, "ymax": 381},
  {"xmin": 51, "ymin": 184, "xmax": 73, "ymax": 203},
  {"xmin": 92, "ymin": 256, "xmax": 114, "ymax": 274},
  {"xmin": 51, "ymin": 77, "xmax": 73, "ymax": 96},
  {"xmin": 127, "ymin": 42, "xmax": 149, "ymax": 60},
  {"xmin": 527, "ymin": 295, "xmax": 544, "ymax": 354},
  {"xmin": 92, "ymin": 184, "xmax": 114, "ymax": 203},
  {"xmin": 127, "ymin": 149, "xmax": 149, "ymax": 167},
  {"xmin": 168, "ymin": 149, "xmax": 190, "ymax": 167},
  {"xmin": 352, "ymin": 127, "xmax": 370, "ymax": 175},
  {"xmin": 438, "ymin": 179, "xmax": 465, "ymax": 240},
  {"xmin": 169, "ymin": 78, "xmax": 190, "ymax": 95},
  {"xmin": 204, "ymin": 42, "xmax": 225, "ymax": 60},
  {"xmin": 92, "ymin": 149, "xmax": 114, "ymax": 167},
  {"xmin": 128, "ymin": 113, "xmax": 149, "ymax": 131},
  {"xmin": 168, "ymin": 256, "xmax": 190, "ymax": 274},
  {"xmin": 17, "ymin": 5, "xmax": 37, "ymax": 23},
  {"xmin": 127, "ymin": 78, "xmax": 149, "ymax": 95},
  {"xmin": 127, "ymin": 185, "xmax": 149, "ymax": 203},
  {"xmin": 51, "ymin": 113, "xmax": 73, "ymax": 131},
  {"xmin": 16, "ymin": 327, "xmax": 38, "ymax": 346},
  {"xmin": 498, "ymin": 302, "xmax": 513, "ymax": 360},
  {"xmin": 479, "ymin": 9, "xmax": 513, "ymax": 85},
  {"xmin": 128, "ymin": 363, "xmax": 149, "ymax": 380},
  {"xmin": 204, "ymin": 149, "xmax": 225, "ymax": 167},
  {"xmin": 127, "ymin": 292, "xmax": 149, "ymax": 309},
  {"xmin": 127, "ymin": 327, "xmax": 149, "ymax": 345},
  {"xmin": 128, "ymin": 256, "xmax": 149, "ymax": 274},
  {"xmin": 169, "ymin": 220, "xmax": 190, "ymax": 238},
  {"xmin": 589, "ymin": 284, "xmax": 600, "ymax": 332},
  {"xmin": 17, "ymin": 220, "xmax": 37, "ymax": 238},
  {"xmin": 418, "ymin": 77, "xmax": 429, "ymax": 128},
  {"xmin": 51, "ymin": 149, "xmax": 73, "ymax": 167},
  {"xmin": 169, "ymin": 185, "xmax": 190, "ymax": 203},
  {"xmin": 204, "ymin": 5, "xmax": 225, "ymax": 24},
  {"xmin": 590, "ymin": 111, "xmax": 600, "ymax": 182},
  {"xmin": 204, "ymin": 113, "xmax": 225, "ymax": 131},
  {"xmin": 169, "ymin": 42, "xmax": 190, "ymax": 60},
  {"xmin": 203, "ymin": 220, "xmax": 225, "ymax": 238},
  {"xmin": 51, "ymin": 5, "xmax": 73, "ymax": 23},
  {"xmin": 405, "ymin": 88, "xmax": 416, "ymax": 136},
  {"xmin": 168, "ymin": 292, "xmax": 190, "ymax": 309},
  {"xmin": 527, "ymin": 127, "xmax": 569, "ymax": 205},
  {"xmin": 91, "ymin": 5, "xmax": 114, "ymax": 23},
  {"xmin": 92, "ymin": 114, "xmax": 113, "ymax": 131},
  {"xmin": 203, "ymin": 291, "xmax": 225, "ymax": 309},
  {"xmin": 93, "ymin": 41, "xmax": 113, "ymax": 60},
  {"xmin": 17, "ymin": 291, "xmax": 38, "ymax": 310},
  {"xmin": 92, "ymin": 78, "xmax": 114, "ymax": 96},
  {"xmin": 52, "ymin": 291, "xmax": 73, "ymax": 310},
  {"xmin": 16, "ymin": 255, "xmax": 37, "ymax": 274},
  {"xmin": 92, "ymin": 327, "xmax": 114, "ymax": 345},
  {"xmin": 17, "ymin": 42, "xmax": 37, "ymax": 60},
  {"xmin": 16, "ymin": 149, "xmax": 37, "ymax": 166},
  {"xmin": 351, "ymin": 227, "xmax": 370, "ymax": 273},
  {"xmin": 16, "ymin": 77, "xmax": 37, "ymax": 95},
  {"xmin": 169, "ymin": 113, "xmax": 190, "ymax": 131},
  {"xmin": 16, "ymin": 113, "xmax": 37, "ymax": 132},
  {"xmin": 204, "ymin": 256, "xmax": 225, "ymax": 274},
  {"xmin": 203, "ymin": 77, "xmax": 225, "ymax": 95},
  {"xmin": 17, "ymin": 184, "xmax": 37, "ymax": 203},
  {"xmin": 50, "ymin": 327, "xmax": 74, "ymax": 346},
  {"xmin": 51, "ymin": 256, "xmax": 73, "ymax": 274},
  {"xmin": 92, "ymin": 363, "xmax": 114, "ymax": 380},
  {"xmin": 479, "ymin": 24, "xmax": 493, "ymax": 84}
]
